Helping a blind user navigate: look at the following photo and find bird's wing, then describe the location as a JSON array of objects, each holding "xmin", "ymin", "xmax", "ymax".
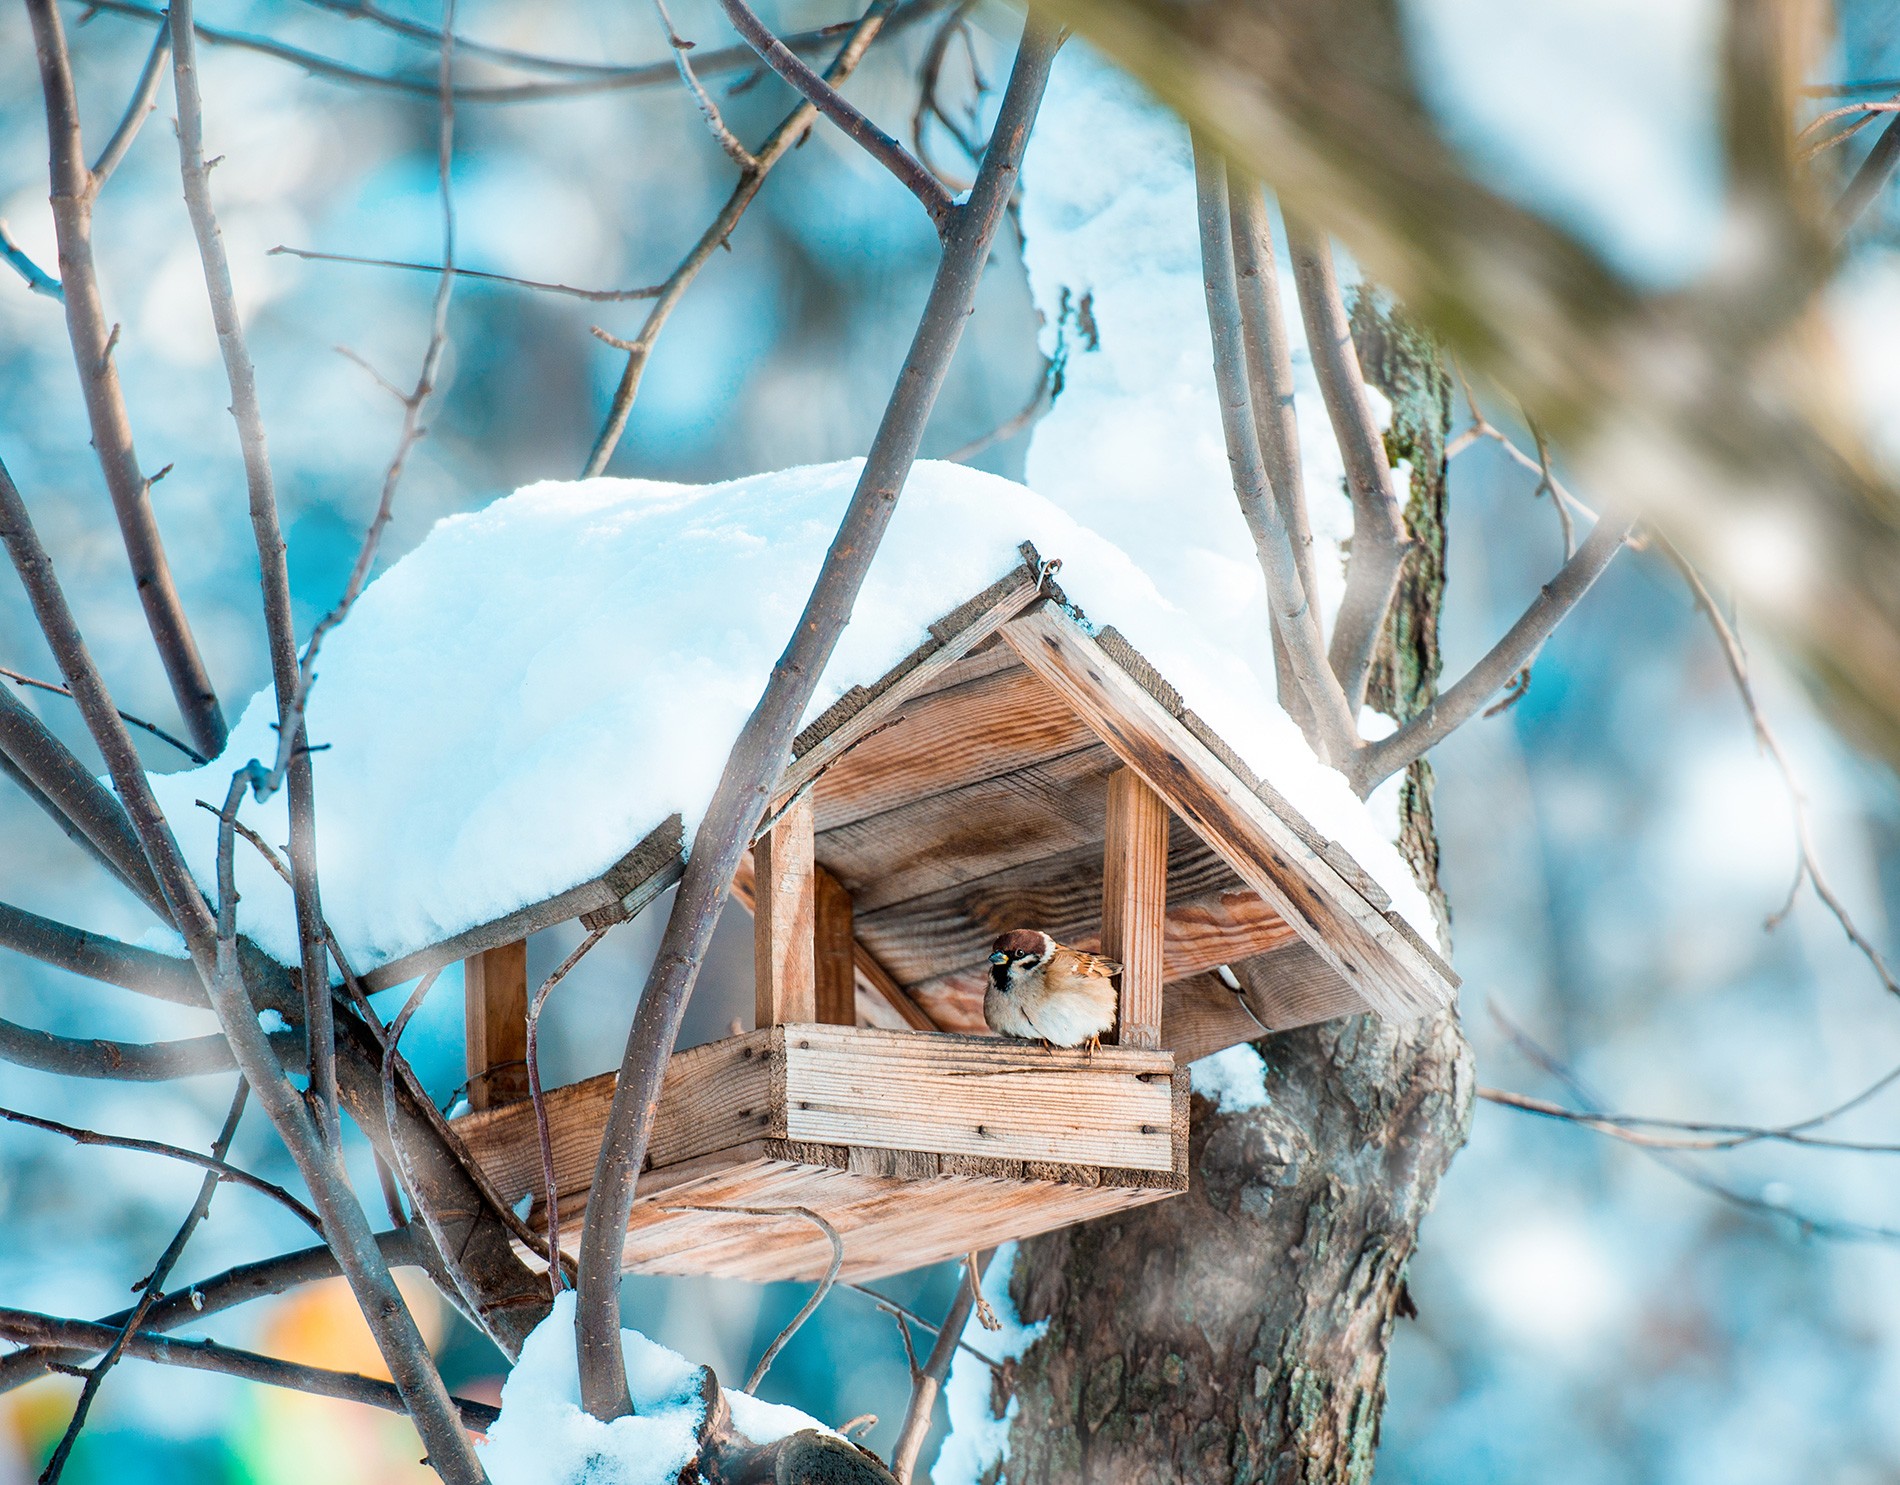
[{"xmin": 1065, "ymin": 950, "xmax": 1121, "ymax": 978}]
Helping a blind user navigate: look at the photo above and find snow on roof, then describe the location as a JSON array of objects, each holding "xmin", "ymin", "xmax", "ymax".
[{"xmin": 150, "ymin": 456, "xmax": 1430, "ymax": 978}]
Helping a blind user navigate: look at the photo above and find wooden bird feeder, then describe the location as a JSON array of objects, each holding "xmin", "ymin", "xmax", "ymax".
[{"xmin": 387, "ymin": 549, "xmax": 1456, "ymax": 1282}]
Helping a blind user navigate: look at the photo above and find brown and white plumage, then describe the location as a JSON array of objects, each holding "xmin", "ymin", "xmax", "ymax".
[{"xmin": 983, "ymin": 929, "xmax": 1119, "ymax": 1048}]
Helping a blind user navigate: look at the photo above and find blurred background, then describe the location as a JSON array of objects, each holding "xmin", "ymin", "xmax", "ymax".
[{"xmin": 3, "ymin": 0, "xmax": 1900, "ymax": 1479}]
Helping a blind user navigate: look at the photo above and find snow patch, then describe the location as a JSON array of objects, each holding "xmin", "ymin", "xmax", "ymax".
[
  {"xmin": 1190, "ymin": 1043, "xmax": 1272, "ymax": 1112},
  {"xmin": 479, "ymin": 1292, "xmax": 830, "ymax": 1485},
  {"xmin": 256, "ymin": 1008, "xmax": 290, "ymax": 1034},
  {"xmin": 932, "ymin": 1243, "xmax": 1046, "ymax": 1485}
]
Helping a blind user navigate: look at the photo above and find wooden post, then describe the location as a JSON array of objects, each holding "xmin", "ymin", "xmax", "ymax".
[
  {"xmin": 1101, "ymin": 767, "xmax": 1167, "ymax": 1049},
  {"xmin": 754, "ymin": 793, "xmax": 817, "ymax": 1027},
  {"xmin": 464, "ymin": 939, "xmax": 529, "ymax": 1110},
  {"xmin": 814, "ymin": 866, "xmax": 857, "ymax": 1027}
]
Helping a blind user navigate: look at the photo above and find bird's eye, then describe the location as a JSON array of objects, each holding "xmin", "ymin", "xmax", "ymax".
[{"xmin": 989, "ymin": 951, "xmax": 1008, "ymax": 965}]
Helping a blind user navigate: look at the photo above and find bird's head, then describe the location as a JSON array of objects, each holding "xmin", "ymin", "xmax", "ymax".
[{"xmin": 988, "ymin": 929, "xmax": 1054, "ymax": 992}]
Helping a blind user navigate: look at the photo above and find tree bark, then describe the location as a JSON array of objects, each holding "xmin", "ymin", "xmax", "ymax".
[{"xmin": 995, "ymin": 302, "xmax": 1470, "ymax": 1485}]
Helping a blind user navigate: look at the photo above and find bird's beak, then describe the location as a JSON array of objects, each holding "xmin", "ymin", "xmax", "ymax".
[{"xmin": 989, "ymin": 952, "xmax": 1008, "ymax": 966}]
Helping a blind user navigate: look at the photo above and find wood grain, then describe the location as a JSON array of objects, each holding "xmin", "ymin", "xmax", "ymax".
[
  {"xmin": 779, "ymin": 1026, "xmax": 1177, "ymax": 1172},
  {"xmin": 1000, "ymin": 604, "xmax": 1454, "ymax": 1019},
  {"xmin": 753, "ymin": 796, "xmax": 816, "ymax": 1028},
  {"xmin": 1231, "ymin": 938, "xmax": 1369, "ymax": 1031},
  {"xmin": 463, "ymin": 939, "xmax": 528, "ymax": 1111},
  {"xmin": 814, "ymin": 866, "xmax": 856, "ymax": 1027},
  {"xmin": 1161, "ymin": 972, "xmax": 1267, "ymax": 1063},
  {"xmin": 807, "ymin": 663, "xmax": 1099, "ymax": 832},
  {"xmin": 1102, "ymin": 768, "xmax": 1168, "ymax": 1049}
]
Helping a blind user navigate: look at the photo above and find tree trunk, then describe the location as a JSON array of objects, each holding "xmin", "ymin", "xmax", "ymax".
[{"xmin": 994, "ymin": 302, "xmax": 1470, "ymax": 1485}]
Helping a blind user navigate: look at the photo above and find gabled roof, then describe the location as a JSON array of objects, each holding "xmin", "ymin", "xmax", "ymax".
[{"xmin": 147, "ymin": 460, "xmax": 1445, "ymax": 1023}]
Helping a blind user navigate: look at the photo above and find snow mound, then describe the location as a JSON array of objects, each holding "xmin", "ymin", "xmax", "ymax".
[
  {"xmin": 150, "ymin": 457, "xmax": 1431, "ymax": 978},
  {"xmin": 478, "ymin": 1292, "xmax": 830, "ymax": 1484},
  {"xmin": 1190, "ymin": 1043, "xmax": 1272, "ymax": 1112}
]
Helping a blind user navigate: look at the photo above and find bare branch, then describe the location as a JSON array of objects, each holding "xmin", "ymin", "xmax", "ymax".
[
  {"xmin": 1351, "ymin": 512, "xmax": 1633, "ymax": 796},
  {"xmin": 583, "ymin": 0, "xmax": 899, "ymax": 475},
  {"xmin": 90, "ymin": 24, "xmax": 171, "ymax": 185},
  {"xmin": 652, "ymin": 0, "xmax": 757, "ymax": 168},
  {"xmin": 1284, "ymin": 214, "xmax": 1407, "ymax": 716},
  {"xmin": 0, "ymin": 1307, "xmax": 499, "ymax": 1432},
  {"xmin": 1227, "ymin": 173, "xmax": 1317, "ymax": 729},
  {"xmin": 0, "ymin": 454, "xmax": 485, "ymax": 1482},
  {"xmin": 714, "ymin": 0, "xmax": 954, "ymax": 230},
  {"xmin": 0, "ymin": 1234, "xmax": 422, "ymax": 1394},
  {"xmin": 1192, "ymin": 139, "xmax": 1358, "ymax": 767},
  {"xmin": 940, "ymin": 357, "xmax": 1052, "ymax": 463},
  {"xmin": 172, "ymin": 0, "xmax": 344, "ymax": 1146},
  {"xmin": 38, "ymin": 1082, "xmax": 247, "ymax": 1482},
  {"xmin": 25, "ymin": 0, "xmax": 228, "ymax": 760},
  {"xmin": 1667, "ymin": 546, "xmax": 1900, "ymax": 1000},
  {"xmin": 0, "ymin": 1099, "xmax": 317, "ymax": 1229},
  {"xmin": 1478, "ymin": 1085, "xmax": 1900, "ymax": 1154},
  {"xmin": 526, "ymin": 927, "xmax": 611, "ymax": 1296},
  {"xmin": 574, "ymin": 20, "xmax": 1062, "ymax": 1420},
  {"xmin": 0, "ymin": 900, "xmax": 203, "ymax": 1005},
  {"xmin": 270, "ymin": 245, "xmax": 662, "ymax": 302},
  {"xmin": 2, "ymin": 664, "xmax": 208, "ymax": 763},
  {"xmin": 0, "ymin": 684, "xmax": 170, "ymax": 916},
  {"xmin": 840, "ymin": 1282, "xmax": 1001, "ymax": 1376},
  {"xmin": 1490, "ymin": 1003, "xmax": 1900, "ymax": 1245},
  {"xmin": 0, "ymin": 1015, "xmax": 249, "ymax": 1082},
  {"xmin": 0, "ymin": 220, "xmax": 62, "ymax": 300},
  {"xmin": 890, "ymin": 1249, "xmax": 992, "ymax": 1481}
]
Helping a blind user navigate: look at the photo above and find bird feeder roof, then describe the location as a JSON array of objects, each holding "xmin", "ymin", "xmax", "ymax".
[{"xmin": 148, "ymin": 458, "xmax": 1452, "ymax": 1026}]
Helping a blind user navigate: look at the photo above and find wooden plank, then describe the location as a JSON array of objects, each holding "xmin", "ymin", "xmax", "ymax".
[
  {"xmin": 814, "ymin": 866, "xmax": 856, "ymax": 1027},
  {"xmin": 818, "ymin": 744, "xmax": 1117, "ymax": 912},
  {"xmin": 780, "ymin": 567, "xmax": 1041, "ymax": 809},
  {"xmin": 453, "ymin": 1029, "xmax": 780, "ymax": 1205},
  {"xmin": 1101, "ymin": 768, "xmax": 1167, "ymax": 1049},
  {"xmin": 732, "ymin": 853, "xmax": 938, "ymax": 1030},
  {"xmin": 806, "ymin": 663, "xmax": 1100, "ymax": 833},
  {"xmin": 754, "ymin": 796, "xmax": 816, "ymax": 1028},
  {"xmin": 1000, "ymin": 604, "xmax": 1454, "ymax": 1020},
  {"xmin": 361, "ymin": 816, "xmax": 685, "ymax": 993},
  {"xmin": 780, "ymin": 1025, "xmax": 1177, "ymax": 1171},
  {"xmin": 463, "ymin": 939, "xmax": 528, "ymax": 1111},
  {"xmin": 1231, "ymin": 938, "xmax": 1368, "ymax": 1031},
  {"xmin": 1161, "ymin": 972, "xmax": 1266, "ymax": 1063}
]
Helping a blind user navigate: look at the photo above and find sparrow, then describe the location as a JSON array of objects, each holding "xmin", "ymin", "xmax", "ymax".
[{"xmin": 983, "ymin": 929, "xmax": 1119, "ymax": 1050}]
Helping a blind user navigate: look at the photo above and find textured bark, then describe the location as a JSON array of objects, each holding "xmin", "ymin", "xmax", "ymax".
[{"xmin": 997, "ymin": 303, "xmax": 1469, "ymax": 1485}]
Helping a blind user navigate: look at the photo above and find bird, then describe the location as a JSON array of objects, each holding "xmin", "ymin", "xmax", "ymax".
[{"xmin": 983, "ymin": 929, "xmax": 1119, "ymax": 1050}]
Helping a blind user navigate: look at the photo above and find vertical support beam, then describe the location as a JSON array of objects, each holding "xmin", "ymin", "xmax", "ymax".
[
  {"xmin": 464, "ymin": 939, "xmax": 529, "ymax": 1111},
  {"xmin": 753, "ymin": 793, "xmax": 816, "ymax": 1027},
  {"xmin": 814, "ymin": 866, "xmax": 857, "ymax": 1026},
  {"xmin": 1102, "ymin": 767, "xmax": 1168, "ymax": 1049}
]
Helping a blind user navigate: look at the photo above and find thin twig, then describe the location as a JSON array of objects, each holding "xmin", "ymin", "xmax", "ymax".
[
  {"xmin": 90, "ymin": 24, "xmax": 172, "ymax": 185},
  {"xmin": 526, "ymin": 926, "xmax": 612, "ymax": 1295},
  {"xmin": 1667, "ymin": 546, "xmax": 1900, "ymax": 998},
  {"xmin": 890, "ymin": 1248, "xmax": 993, "ymax": 1481},
  {"xmin": 1351, "ymin": 512, "xmax": 1633, "ymax": 796},
  {"xmin": 940, "ymin": 358, "xmax": 1053, "ymax": 463},
  {"xmin": 0, "ymin": 221, "xmax": 62, "ymax": 301},
  {"xmin": 0, "ymin": 1307, "xmax": 499, "ymax": 1432},
  {"xmin": 1490, "ymin": 1004, "xmax": 1900, "ymax": 1244},
  {"xmin": 714, "ymin": 0, "xmax": 954, "ymax": 230},
  {"xmin": 79, "ymin": 0, "xmax": 896, "ymax": 104},
  {"xmin": 270, "ymin": 244, "xmax": 663, "ymax": 302},
  {"xmin": 652, "ymin": 0, "xmax": 757, "ymax": 167},
  {"xmin": 1478, "ymin": 1085, "xmax": 1900, "ymax": 1153},
  {"xmin": 38, "ymin": 1081, "xmax": 247, "ymax": 1484},
  {"xmin": 840, "ymin": 1282, "xmax": 1001, "ymax": 1375},
  {"xmin": 1, "ymin": 664, "xmax": 208, "ymax": 763},
  {"xmin": 0, "ymin": 1101, "xmax": 319, "ymax": 1231},
  {"xmin": 582, "ymin": 0, "xmax": 898, "ymax": 474},
  {"xmin": 24, "ymin": 0, "xmax": 226, "ymax": 757}
]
